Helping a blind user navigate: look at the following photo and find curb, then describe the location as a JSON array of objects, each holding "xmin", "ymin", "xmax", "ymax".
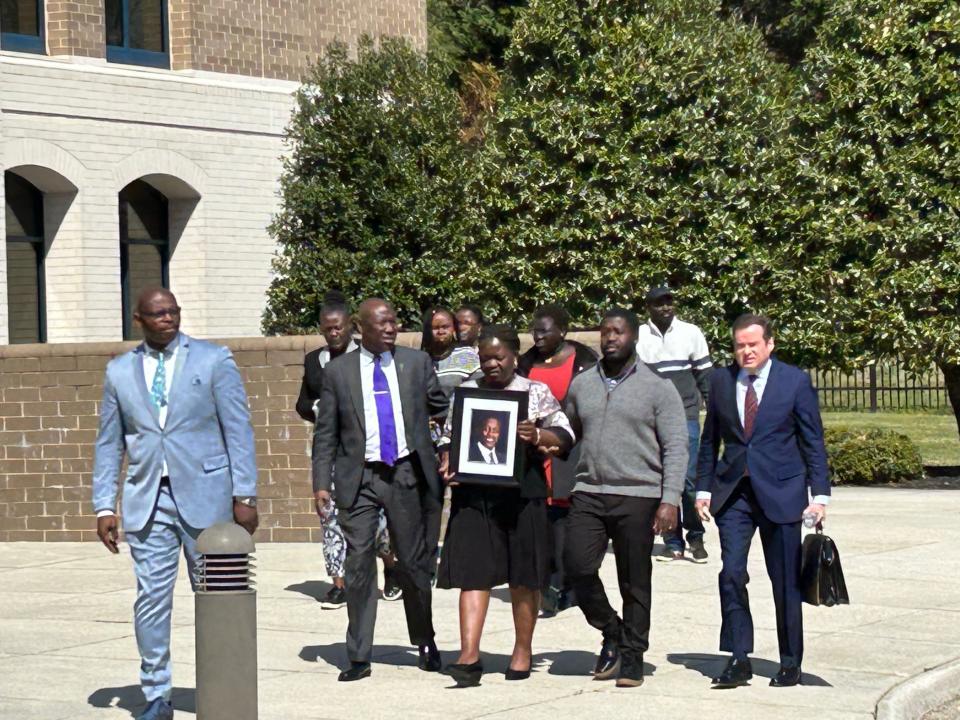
[{"xmin": 876, "ymin": 657, "xmax": 960, "ymax": 720}]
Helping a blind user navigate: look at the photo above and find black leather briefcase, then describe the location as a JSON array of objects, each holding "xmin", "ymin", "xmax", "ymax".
[{"xmin": 800, "ymin": 526, "xmax": 850, "ymax": 607}]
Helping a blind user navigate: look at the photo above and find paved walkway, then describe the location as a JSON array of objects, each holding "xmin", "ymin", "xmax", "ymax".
[{"xmin": 2, "ymin": 487, "xmax": 960, "ymax": 720}]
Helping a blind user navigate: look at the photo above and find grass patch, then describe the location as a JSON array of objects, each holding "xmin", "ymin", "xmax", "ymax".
[{"xmin": 821, "ymin": 412, "xmax": 959, "ymax": 467}]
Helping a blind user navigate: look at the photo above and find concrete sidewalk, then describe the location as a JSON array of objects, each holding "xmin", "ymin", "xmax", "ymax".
[{"xmin": 2, "ymin": 487, "xmax": 960, "ymax": 720}]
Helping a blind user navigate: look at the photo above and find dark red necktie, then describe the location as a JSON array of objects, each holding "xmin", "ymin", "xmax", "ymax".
[{"xmin": 744, "ymin": 375, "xmax": 758, "ymax": 438}]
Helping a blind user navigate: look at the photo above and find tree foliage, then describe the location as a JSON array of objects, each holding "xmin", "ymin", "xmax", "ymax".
[
  {"xmin": 264, "ymin": 0, "xmax": 960, "ymax": 435},
  {"xmin": 427, "ymin": 0, "xmax": 528, "ymax": 69},
  {"xmin": 791, "ymin": 0, "xmax": 960, "ymax": 366},
  {"xmin": 467, "ymin": 0, "xmax": 797, "ymax": 345},
  {"xmin": 263, "ymin": 38, "xmax": 483, "ymax": 332}
]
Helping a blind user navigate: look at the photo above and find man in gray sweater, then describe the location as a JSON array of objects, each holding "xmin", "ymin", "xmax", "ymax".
[{"xmin": 563, "ymin": 307, "xmax": 688, "ymax": 688}]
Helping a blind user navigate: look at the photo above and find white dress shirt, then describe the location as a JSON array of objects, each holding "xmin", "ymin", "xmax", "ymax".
[
  {"xmin": 359, "ymin": 345, "xmax": 409, "ymax": 462},
  {"xmin": 476, "ymin": 442, "xmax": 500, "ymax": 464},
  {"xmin": 98, "ymin": 337, "xmax": 179, "ymax": 518},
  {"xmin": 736, "ymin": 358, "xmax": 772, "ymax": 426},
  {"xmin": 698, "ymin": 359, "xmax": 828, "ymax": 506}
]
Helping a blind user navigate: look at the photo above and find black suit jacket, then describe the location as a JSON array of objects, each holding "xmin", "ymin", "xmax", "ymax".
[
  {"xmin": 295, "ymin": 347, "xmax": 325, "ymax": 422},
  {"xmin": 312, "ymin": 345, "xmax": 448, "ymax": 508},
  {"xmin": 468, "ymin": 442, "xmax": 507, "ymax": 465}
]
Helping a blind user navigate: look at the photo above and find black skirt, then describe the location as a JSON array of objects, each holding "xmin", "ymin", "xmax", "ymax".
[{"xmin": 437, "ymin": 484, "xmax": 550, "ymax": 591}]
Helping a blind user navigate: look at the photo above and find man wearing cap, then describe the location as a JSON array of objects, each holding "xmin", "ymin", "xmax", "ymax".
[{"xmin": 636, "ymin": 286, "xmax": 713, "ymax": 563}]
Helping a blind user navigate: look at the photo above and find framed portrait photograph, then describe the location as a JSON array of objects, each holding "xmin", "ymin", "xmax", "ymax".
[{"xmin": 450, "ymin": 387, "xmax": 529, "ymax": 487}]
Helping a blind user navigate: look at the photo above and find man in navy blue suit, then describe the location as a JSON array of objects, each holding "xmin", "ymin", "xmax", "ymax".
[{"xmin": 695, "ymin": 314, "xmax": 830, "ymax": 689}]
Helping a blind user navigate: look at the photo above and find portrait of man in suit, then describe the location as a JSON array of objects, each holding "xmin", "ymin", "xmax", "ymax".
[
  {"xmin": 695, "ymin": 313, "xmax": 829, "ymax": 690},
  {"xmin": 312, "ymin": 298, "xmax": 449, "ymax": 682},
  {"xmin": 92, "ymin": 288, "xmax": 258, "ymax": 720},
  {"xmin": 467, "ymin": 412, "xmax": 509, "ymax": 465}
]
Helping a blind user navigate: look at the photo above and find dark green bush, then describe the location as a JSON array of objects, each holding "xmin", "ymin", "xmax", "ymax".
[
  {"xmin": 469, "ymin": 0, "xmax": 800, "ymax": 333},
  {"xmin": 262, "ymin": 37, "xmax": 484, "ymax": 333},
  {"xmin": 825, "ymin": 427, "xmax": 924, "ymax": 485}
]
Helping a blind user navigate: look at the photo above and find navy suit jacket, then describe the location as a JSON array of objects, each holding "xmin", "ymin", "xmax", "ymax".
[{"xmin": 696, "ymin": 360, "xmax": 829, "ymax": 523}]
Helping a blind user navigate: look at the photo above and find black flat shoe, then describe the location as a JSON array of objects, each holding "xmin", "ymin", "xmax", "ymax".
[
  {"xmin": 770, "ymin": 666, "xmax": 802, "ymax": 687},
  {"xmin": 711, "ymin": 657, "xmax": 752, "ymax": 688},
  {"xmin": 446, "ymin": 661, "xmax": 483, "ymax": 687},
  {"xmin": 593, "ymin": 638, "xmax": 620, "ymax": 681},
  {"xmin": 418, "ymin": 642, "xmax": 441, "ymax": 672},
  {"xmin": 338, "ymin": 662, "xmax": 372, "ymax": 682},
  {"xmin": 505, "ymin": 667, "xmax": 531, "ymax": 681}
]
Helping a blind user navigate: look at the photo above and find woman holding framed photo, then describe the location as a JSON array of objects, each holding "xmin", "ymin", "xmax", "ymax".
[{"xmin": 437, "ymin": 324, "xmax": 575, "ymax": 687}]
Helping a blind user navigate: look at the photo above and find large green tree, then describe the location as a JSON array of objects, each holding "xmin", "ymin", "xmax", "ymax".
[
  {"xmin": 784, "ymin": 0, "xmax": 960, "ymax": 433},
  {"xmin": 466, "ymin": 0, "xmax": 799, "ymax": 343},
  {"xmin": 263, "ymin": 38, "xmax": 483, "ymax": 332}
]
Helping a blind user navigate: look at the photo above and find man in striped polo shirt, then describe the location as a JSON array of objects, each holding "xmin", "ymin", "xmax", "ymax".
[{"xmin": 637, "ymin": 286, "xmax": 713, "ymax": 563}]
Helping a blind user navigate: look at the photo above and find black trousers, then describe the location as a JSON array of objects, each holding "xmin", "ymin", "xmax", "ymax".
[
  {"xmin": 547, "ymin": 504, "xmax": 571, "ymax": 592},
  {"xmin": 564, "ymin": 492, "xmax": 659, "ymax": 662},
  {"xmin": 419, "ymin": 478, "xmax": 443, "ymax": 572},
  {"xmin": 338, "ymin": 457, "xmax": 435, "ymax": 663}
]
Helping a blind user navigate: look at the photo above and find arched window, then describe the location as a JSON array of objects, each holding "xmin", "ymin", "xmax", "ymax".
[
  {"xmin": 4, "ymin": 171, "xmax": 46, "ymax": 343},
  {"xmin": 120, "ymin": 179, "xmax": 169, "ymax": 340}
]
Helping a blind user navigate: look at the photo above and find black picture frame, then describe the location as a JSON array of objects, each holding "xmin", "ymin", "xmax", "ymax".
[{"xmin": 450, "ymin": 387, "xmax": 528, "ymax": 487}]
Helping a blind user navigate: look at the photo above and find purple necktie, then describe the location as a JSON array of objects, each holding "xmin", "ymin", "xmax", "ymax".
[{"xmin": 373, "ymin": 355, "xmax": 398, "ymax": 465}]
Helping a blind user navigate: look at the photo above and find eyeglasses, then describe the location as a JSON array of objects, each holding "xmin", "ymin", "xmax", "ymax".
[{"xmin": 139, "ymin": 307, "xmax": 181, "ymax": 319}]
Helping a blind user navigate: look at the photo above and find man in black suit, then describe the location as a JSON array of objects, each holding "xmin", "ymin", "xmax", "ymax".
[
  {"xmin": 696, "ymin": 314, "xmax": 830, "ymax": 689},
  {"xmin": 313, "ymin": 298, "xmax": 448, "ymax": 681},
  {"xmin": 467, "ymin": 414, "xmax": 507, "ymax": 465}
]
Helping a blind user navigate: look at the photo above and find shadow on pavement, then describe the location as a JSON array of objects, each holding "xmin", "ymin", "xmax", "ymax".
[
  {"xmin": 536, "ymin": 650, "xmax": 657, "ymax": 677},
  {"xmin": 88, "ymin": 686, "xmax": 196, "ymax": 717},
  {"xmin": 666, "ymin": 653, "xmax": 831, "ymax": 686},
  {"xmin": 301, "ymin": 643, "xmax": 432, "ymax": 670},
  {"xmin": 285, "ymin": 580, "xmax": 333, "ymax": 601}
]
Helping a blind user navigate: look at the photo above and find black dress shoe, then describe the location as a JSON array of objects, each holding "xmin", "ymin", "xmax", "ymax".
[
  {"xmin": 338, "ymin": 662, "xmax": 372, "ymax": 682},
  {"xmin": 711, "ymin": 657, "xmax": 752, "ymax": 688},
  {"xmin": 418, "ymin": 642, "xmax": 441, "ymax": 672},
  {"xmin": 446, "ymin": 661, "xmax": 483, "ymax": 687},
  {"xmin": 770, "ymin": 666, "xmax": 802, "ymax": 687},
  {"xmin": 505, "ymin": 666, "xmax": 531, "ymax": 681},
  {"xmin": 593, "ymin": 638, "xmax": 620, "ymax": 681}
]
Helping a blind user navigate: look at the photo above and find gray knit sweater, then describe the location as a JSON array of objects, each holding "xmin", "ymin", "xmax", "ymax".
[{"xmin": 564, "ymin": 357, "xmax": 688, "ymax": 505}]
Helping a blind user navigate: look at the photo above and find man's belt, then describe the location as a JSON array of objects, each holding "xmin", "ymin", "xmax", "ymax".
[{"xmin": 365, "ymin": 455, "xmax": 412, "ymax": 469}]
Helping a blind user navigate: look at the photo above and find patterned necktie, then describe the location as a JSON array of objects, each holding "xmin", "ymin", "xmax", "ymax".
[
  {"xmin": 150, "ymin": 351, "xmax": 167, "ymax": 412},
  {"xmin": 743, "ymin": 374, "xmax": 758, "ymax": 438},
  {"xmin": 373, "ymin": 355, "xmax": 398, "ymax": 465}
]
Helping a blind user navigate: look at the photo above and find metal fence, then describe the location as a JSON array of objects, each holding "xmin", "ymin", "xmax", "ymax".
[{"xmin": 806, "ymin": 360, "xmax": 948, "ymax": 412}]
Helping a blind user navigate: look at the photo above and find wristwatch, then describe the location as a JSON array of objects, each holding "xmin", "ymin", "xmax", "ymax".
[{"xmin": 235, "ymin": 496, "xmax": 257, "ymax": 508}]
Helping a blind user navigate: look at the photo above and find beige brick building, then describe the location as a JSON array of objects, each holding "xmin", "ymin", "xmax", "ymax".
[{"xmin": 1, "ymin": 0, "xmax": 427, "ymax": 345}]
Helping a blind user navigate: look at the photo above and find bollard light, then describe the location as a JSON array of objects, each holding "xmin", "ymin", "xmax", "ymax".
[{"xmin": 195, "ymin": 522, "xmax": 258, "ymax": 720}]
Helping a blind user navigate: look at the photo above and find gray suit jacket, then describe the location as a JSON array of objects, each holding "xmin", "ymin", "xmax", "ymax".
[
  {"xmin": 92, "ymin": 333, "xmax": 258, "ymax": 532},
  {"xmin": 312, "ymin": 345, "xmax": 448, "ymax": 509}
]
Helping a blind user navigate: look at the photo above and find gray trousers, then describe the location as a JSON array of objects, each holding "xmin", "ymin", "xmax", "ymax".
[{"xmin": 338, "ymin": 457, "xmax": 435, "ymax": 663}]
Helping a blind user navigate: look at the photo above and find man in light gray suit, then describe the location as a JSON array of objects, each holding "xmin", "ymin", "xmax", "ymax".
[
  {"xmin": 313, "ymin": 298, "xmax": 448, "ymax": 681},
  {"xmin": 93, "ymin": 288, "xmax": 258, "ymax": 720}
]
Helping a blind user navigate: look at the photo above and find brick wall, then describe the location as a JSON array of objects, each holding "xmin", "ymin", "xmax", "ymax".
[
  {"xmin": 47, "ymin": 0, "xmax": 107, "ymax": 58},
  {"xmin": 42, "ymin": 0, "xmax": 426, "ymax": 80},
  {"xmin": 170, "ymin": 0, "xmax": 428, "ymax": 80},
  {"xmin": 0, "ymin": 332, "xmax": 599, "ymax": 542}
]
